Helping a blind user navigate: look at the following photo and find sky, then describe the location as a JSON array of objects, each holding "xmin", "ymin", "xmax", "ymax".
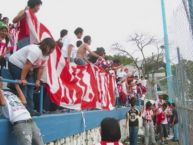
[{"xmin": 0, "ymin": 0, "xmax": 181, "ymax": 58}]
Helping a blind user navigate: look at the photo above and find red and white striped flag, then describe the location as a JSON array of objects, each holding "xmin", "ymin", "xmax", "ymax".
[{"xmin": 25, "ymin": 9, "xmax": 116, "ymax": 110}]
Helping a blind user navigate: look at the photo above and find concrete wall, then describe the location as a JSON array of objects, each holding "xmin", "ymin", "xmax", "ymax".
[
  {"xmin": 46, "ymin": 119, "xmax": 128, "ymax": 145},
  {"xmin": 0, "ymin": 108, "xmax": 130, "ymax": 145}
]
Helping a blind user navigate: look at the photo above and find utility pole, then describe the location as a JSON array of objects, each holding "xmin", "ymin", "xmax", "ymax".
[{"xmin": 160, "ymin": 0, "xmax": 173, "ymax": 102}]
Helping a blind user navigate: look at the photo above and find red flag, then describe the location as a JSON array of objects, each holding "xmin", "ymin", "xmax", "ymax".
[{"xmin": 25, "ymin": 9, "xmax": 116, "ymax": 110}]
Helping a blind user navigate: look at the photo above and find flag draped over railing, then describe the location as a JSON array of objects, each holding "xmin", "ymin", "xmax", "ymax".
[{"xmin": 25, "ymin": 9, "xmax": 116, "ymax": 110}]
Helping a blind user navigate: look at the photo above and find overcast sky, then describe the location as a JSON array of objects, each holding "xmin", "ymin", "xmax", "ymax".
[{"xmin": 1, "ymin": 0, "xmax": 181, "ymax": 57}]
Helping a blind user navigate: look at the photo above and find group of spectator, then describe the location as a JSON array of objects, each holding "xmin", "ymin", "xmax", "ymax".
[
  {"xmin": 116, "ymin": 72, "xmax": 148, "ymax": 108},
  {"xmin": 124, "ymin": 97, "xmax": 179, "ymax": 145},
  {"xmin": 0, "ymin": 0, "xmax": 180, "ymax": 145}
]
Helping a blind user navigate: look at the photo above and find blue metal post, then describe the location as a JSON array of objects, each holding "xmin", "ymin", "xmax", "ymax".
[
  {"xmin": 160, "ymin": 0, "xmax": 173, "ymax": 102},
  {"xmin": 39, "ymin": 85, "xmax": 44, "ymax": 114}
]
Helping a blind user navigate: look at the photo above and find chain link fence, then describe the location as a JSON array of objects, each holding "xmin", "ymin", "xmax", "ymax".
[{"xmin": 169, "ymin": 1, "xmax": 193, "ymax": 144}]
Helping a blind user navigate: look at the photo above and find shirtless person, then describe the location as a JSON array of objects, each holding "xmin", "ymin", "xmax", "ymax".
[{"xmin": 74, "ymin": 35, "xmax": 101, "ymax": 65}]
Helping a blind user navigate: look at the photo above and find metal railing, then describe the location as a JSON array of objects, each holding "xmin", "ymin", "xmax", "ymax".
[{"xmin": 1, "ymin": 78, "xmax": 44, "ymax": 114}]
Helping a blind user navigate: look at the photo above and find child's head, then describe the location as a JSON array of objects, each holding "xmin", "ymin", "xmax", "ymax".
[
  {"xmin": 83, "ymin": 35, "xmax": 91, "ymax": 45},
  {"xmin": 27, "ymin": 0, "xmax": 42, "ymax": 13},
  {"xmin": 100, "ymin": 118, "xmax": 121, "ymax": 142}
]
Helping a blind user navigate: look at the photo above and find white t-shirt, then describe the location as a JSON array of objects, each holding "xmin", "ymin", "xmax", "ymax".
[
  {"xmin": 9, "ymin": 44, "xmax": 48, "ymax": 69},
  {"xmin": 61, "ymin": 35, "xmax": 79, "ymax": 58},
  {"xmin": 0, "ymin": 91, "xmax": 31, "ymax": 123}
]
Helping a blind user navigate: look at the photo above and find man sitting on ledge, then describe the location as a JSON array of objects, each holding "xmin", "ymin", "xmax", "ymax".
[{"xmin": 0, "ymin": 79, "xmax": 44, "ymax": 145}]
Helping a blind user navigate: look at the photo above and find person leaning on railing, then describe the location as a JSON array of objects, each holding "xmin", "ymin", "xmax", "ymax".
[
  {"xmin": 0, "ymin": 79, "xmax": 44, "ymax": 145},
  {"xmin": 8, "ymin": 38, "xmax": 56, "ymax": 115}
]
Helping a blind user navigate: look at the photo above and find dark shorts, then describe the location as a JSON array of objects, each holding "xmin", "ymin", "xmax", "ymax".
[{"xmin": 161, "ymin": 124, "xmax": 168, "ymax": 138}]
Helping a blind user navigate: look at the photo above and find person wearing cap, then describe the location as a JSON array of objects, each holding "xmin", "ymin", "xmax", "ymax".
[
  {"xmin": 0, "ymin": 21, "xmax": 8, "ymax": 41},
  {"xmin": 13, "ymin": 0, "xmax": 42, "ymax": 49},
  {"xmin": 0, "ymin": 80, "xmax": 44, "ymax": 145},
  {"xmin": 0, "ymin": 21, "xmax": 8, "ymax": 76}
]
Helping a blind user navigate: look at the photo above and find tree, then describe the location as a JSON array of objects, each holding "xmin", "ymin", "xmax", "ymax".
[
  {"xmin": 106, "ymin": 54, "xmax": 133, "ymax": 65},
  {"xmin": 111, "ymin": 33, "xmax": 164, "ymax": 76}
]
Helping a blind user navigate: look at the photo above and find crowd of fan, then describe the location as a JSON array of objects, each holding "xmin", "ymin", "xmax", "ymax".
[
  {"xmin": 0, "ymin": 0, "xmax": 179, "ymax": 145},
  {"xmin": 125, "ymin": 96, "xmax": 179, "ymax": 145}
]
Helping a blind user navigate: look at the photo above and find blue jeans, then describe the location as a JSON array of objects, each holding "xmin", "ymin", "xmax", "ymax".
[
  {"xmin": 74, "ymin": 58, "xmax": 86, "ymax": 65},
  {"xmin": 129, "ymin": 126, "xmax": 138, "ymax": 145},
  {"xmin": 8, "ymin": 62, "xmax": 35, "ymax": 113},
  {"xmin": 173, "ymin": 123, "xmax": 179, "ymax": 140}
]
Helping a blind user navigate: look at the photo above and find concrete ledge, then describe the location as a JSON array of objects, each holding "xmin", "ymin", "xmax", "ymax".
[{"xmin": 0, "ymin": 107, "xmax": 129, "ymax": 145}]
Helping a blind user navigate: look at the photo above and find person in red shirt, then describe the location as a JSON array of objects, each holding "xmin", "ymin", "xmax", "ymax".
[{"xmin": 13, "ymin": 0, "xmax": 42, "ymax": 49}]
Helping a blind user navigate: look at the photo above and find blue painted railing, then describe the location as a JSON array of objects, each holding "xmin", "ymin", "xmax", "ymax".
[
  {"xmin": 0, "ymin": 107, "xmax": 129, "ymax": 145},
  {"xmin": 1, "ymin": 69, "xmax": 44, "ymax": 114}
]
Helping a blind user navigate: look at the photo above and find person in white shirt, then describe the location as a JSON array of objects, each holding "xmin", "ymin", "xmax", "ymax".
[
  {"xmin": 0, "ymin": 80, "xmax": 44, "ymax": 145},
  {"xmin": 142, "ymin": 101, "xmax": 156, "ymax": 145},
  {"xmin": 8, "ymin": 38, "xmax": 55, "ymax": 114},
  {"xmin": 61, "ymin": 27, "xmax": 83, "ymax": 62}
]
